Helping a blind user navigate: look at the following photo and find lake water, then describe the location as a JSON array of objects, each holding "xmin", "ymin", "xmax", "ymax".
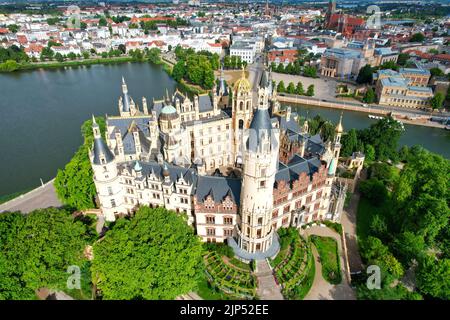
[{"xmin": 0, "ymin": 62, "xmax": 449, "ymax": 196}]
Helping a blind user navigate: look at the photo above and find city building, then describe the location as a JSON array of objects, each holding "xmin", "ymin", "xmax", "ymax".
[{"xmin": 375, "ymin": 69, "xmax": 433, "ymax": 109}]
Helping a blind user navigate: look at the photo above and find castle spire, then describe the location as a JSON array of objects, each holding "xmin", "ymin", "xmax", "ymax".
[{"xmin": 335, "ymin": 112, "xmax": 344, "ymax": 134}]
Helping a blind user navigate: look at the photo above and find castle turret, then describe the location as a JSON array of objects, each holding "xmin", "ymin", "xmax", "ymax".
[
  {"xmin": 232, "ymin": 67, "xmax": 253, "ymax": 165},
  {"xmin": 236, "ymin": 98, "xmax": 280, "ymax": 257},
  {"xmin": 119, "ymin": 77, "xmax": 137, "ymax": 117},
  {"xmin": 89, "ymin": 116, "xmax": 122, "ymax": 222}
]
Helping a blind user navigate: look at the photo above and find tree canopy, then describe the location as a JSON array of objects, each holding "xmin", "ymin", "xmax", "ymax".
[
  {"xmin": 91, "ymin": 207, "xmax": 203, "ymax": 300},
  {"xmin": 0, "ymin": 209, "xmax": 90, "ymax": 299},
  {"xmin": 54, "ymin": 117, "xmax": 106, "ymax": 210}
]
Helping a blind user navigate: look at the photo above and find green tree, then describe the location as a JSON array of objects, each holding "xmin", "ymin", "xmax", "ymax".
[
  {"xmin": 340, "ymin": 128, "xmax": 358, "ymax": 157},
  {"xmin": 356, "ymin": 64, "xmax": 374, "ymax": 84},
  {"xmin": 358, "ymin": 116, "xmax": 403, "ymax": 161},
  {"xmin": 82, "ymin": 51, "xmax": 90, "ymax": 59},
  {"xmin": 397, "ymin": 53, "xmax": 410, "ymax": 66},
  {"xmin": 277, "ymin": 80, "xmax": 285, "ymax": 93},
  {"xmin": 303, "ymin": 65, "xmax": 317, "ymax": 78},
  {"xmin": 286, "ymin": 82, "xmax": 296, "ymax": 94},
  {"xmin": 91, "ymin": 207, "xmax": 203, "ymax": 299},
  {"xmin": 296, "ymin": 81, "xmax": 304, "ymax": 95},
  {"xmin": 393, "ymin": 231, "xmax": 425, "ymax": 265},
  {"xmin": 276, "ymin": 63, "xmax": 285, "ymax": 73},
  {"xmin": 8, "ymin": 24, "xmax": 19, "ymax": 33},
  {"xmin": 98, "ymin": 17, "xmax": 108, "ymax": 27},
  {"xmin": 172, "ymin": 60, "xmax": 186, "ymax": 82},
  {"xmin": 430, "ymin": 92, "xmax": 445, "ymax": 111},
  {"xmin": 147, "ymin": 48, "xmax": 161, "ymax": 64},
  {"xmin": 203, "ymin": 68, "xmax": 215, "ymax": 90},
  {"xmin": 55, "ymin": 52, "xmax": 64, "ymax": 62},
  {"xmin": 54, "ymin": 117, "xmax": 106, "ymax": 210},
  {"xmin": 360, "ymin": 236, "xmax": 404, "ymax": 282},
  {"xmin": 0, "ymin": 59, "xmax": 19, "ymax": 72},
  {"xmin": 410, "ymin": 32, "xmax": 425, "ymax": 42},
  {"xmin": 430, "ymin": 67, "xmax": 444, "ymax": 77},
  {"xmin": 306, "ymin": 84, "xmax": 315, "ymax": 96},
  {"xmin": 363, "ymin": 87, "xmax": 375, "ymax": 103},
  {"xmin": 364, "ymin": 144, "xmax": 376, "ymax": 162},
  {"xmin": 360, "ymin": 179, "xmax": 388, "ymax": 206},
  {"xmin": 67, "ymin": 52, "xmax": 77, "ymax": 60},
  {"xmin": 416, "ymin": 256, "xmax": 450, "ymax": 299},
  {"xmin": 118, "ymin": 44, "xmax": 126, "ymax": 54},
  {"xmin": 0, "ymin": 209, "xmax": 89, "ymax": 299}
]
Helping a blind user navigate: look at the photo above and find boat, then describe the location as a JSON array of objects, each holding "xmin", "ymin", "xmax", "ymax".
[{"xmin": 368, "ymin": 114, "xmax": 383, "ymax": 120}]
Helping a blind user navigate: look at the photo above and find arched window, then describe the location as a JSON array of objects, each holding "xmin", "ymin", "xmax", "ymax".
[
  {"xmin": 238, "ymin": 119, "xmax": 244, "ymax": 129},
  {"xmin": 239, "ymin": 101, "xmax": 243, "ymax": 111}
]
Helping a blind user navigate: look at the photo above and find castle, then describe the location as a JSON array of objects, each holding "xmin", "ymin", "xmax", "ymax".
[{"xmin": 89, "ymin": 68, "xmax": 346, "ymax": 260}]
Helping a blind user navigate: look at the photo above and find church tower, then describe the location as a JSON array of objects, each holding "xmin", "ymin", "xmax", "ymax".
[
  {"xmin": 236, "ymin": 99, "xmax": 280, "ymax": 256},
  {"xmin": 232, "ymin": 67, "xmax": 253, "ymax": 165},
  {"xmin": 89, "ymin": 116, "xmax": 122, "ymax": 222}
]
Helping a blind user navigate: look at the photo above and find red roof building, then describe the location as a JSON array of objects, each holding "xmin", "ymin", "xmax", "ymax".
[{"xmin": 327, "ymin": 13, "xmax": 365, "ymax": 36}]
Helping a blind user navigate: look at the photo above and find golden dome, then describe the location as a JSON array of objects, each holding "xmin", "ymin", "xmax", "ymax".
[{"xmin": 233, "ymin": 67, "xmax": 251, "ymax": 93}]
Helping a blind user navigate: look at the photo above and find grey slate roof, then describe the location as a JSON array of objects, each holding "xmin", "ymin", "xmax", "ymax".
[
  {"xmin": 122, "ymin": 91, "xmax": 130, "ymax": 112},
  {"xmin": 247, "ymin": 108, "xmax": 274, "ymax": 152},
  {"xmin": 198, "ymin": 94, "xmax": 214, "ymax": 113},
  {"xmin": 108, "ymin": 117, "xmax": 152, "ymax": 140},
  {"xmin": 93, "ymin": 136, "xmax": 115, "ymax": 165},
  {"xmin": 196, "ymin": 175, "xmax": 241, "ymax": 204},
  {"xmin": 275, "ymin": 156, "xmax": 322, "ymax": 186}
]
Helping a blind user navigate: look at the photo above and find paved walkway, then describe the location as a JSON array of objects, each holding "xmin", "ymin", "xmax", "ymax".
[
  {"xmin": 0, "ymin": 180, "xmax": 62, "ymax": 214},
  {"xmin": 255, "ymin": 259, "xmax": 284, "ymax": 300},
  {"xmin": 302, "ymin": 226, "xmax": 356, "ymax": 300}
]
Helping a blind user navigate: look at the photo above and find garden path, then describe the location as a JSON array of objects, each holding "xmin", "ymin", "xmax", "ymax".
[{"xmin": 255, "ymin": 259, "xmax": 284, "ymax": 300}]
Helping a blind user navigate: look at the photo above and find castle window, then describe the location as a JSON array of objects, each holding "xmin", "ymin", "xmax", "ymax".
[
  {"xmin": 259, "ymin": 180, "xmax": 266, "ymax": 188},
  {"xmin": 224, "ymin": 217, "xmax": 233, "ymax": 225},
  {"xmin": 256, "ymin": 229, "xmax": 262, "ymax": 239},
  {"xmin": 257, "ymin": 217, "xmax": 263, "ymax": 225},
  {"xmin": 107, "ymin": 187, "xmax": 113, "ymax": 196},
  {"xmin": 224, "ymin": 229, "xmax": 233, "ymax": 237},
  {"xmin": 272, "ymin": 209, "xmax": 278, "ymax": 218},
  {"xmin": 206, "ymin": 216, "xmax": 215, "ymax": 224},
  {"xmin": 206, "ymin": 228, "xmax": 215, "ymax": 236},
  {"xmin": 110, "ymin": 199, "xmax": 116, "ymax": 208}
]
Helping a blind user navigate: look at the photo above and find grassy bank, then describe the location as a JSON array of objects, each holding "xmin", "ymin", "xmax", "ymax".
[
  {"xmin": 19, "ymin": 56, "xmax": 137, "ymax": 71},
  {"xmin": 0, "ymin": 56, "xmax": 142, "ymax": 73},
  {"xmin": 311, "ymin": 235, "xmax": 342, "ymax": 285}
]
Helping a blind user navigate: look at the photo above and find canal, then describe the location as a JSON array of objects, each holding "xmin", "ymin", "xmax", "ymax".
[{"xmin": 0, "ymin": 62, "xmax": 449, "ymax": 197}]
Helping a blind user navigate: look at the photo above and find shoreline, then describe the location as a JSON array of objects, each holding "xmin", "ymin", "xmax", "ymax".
[
  {"xmin": 277, "ymin": 94, "xmax": 448, "ymax": 129},
  {"xmin": 0, "ymin": 56, "xmax": 140, "ymax": 73}
]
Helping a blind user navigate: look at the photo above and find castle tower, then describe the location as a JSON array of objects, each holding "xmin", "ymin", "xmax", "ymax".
[
  {"xmin": 159, "ymin": 102, "xmax": 182, "ymax": 164},
  {"xmin": 326, "ymin": 112, "xmax": 343, "ymax": 177},
  {"xmin": 89, "ymin": 116, "xmax": 122, "ymax": 222},
  {"xmin": 216, "ymin": 66, "xmax": 229, "ymax": 108},
  {"xmin": 236, "ymin": 100, "xmax": 280, "ymax": 257},
  {"xmin": 119, "ymin": 77, "xmax": 137, "ymax": 117},
  {"xmin": 232, "ymin": 67, "xmax": 253, "ymax": 165}
]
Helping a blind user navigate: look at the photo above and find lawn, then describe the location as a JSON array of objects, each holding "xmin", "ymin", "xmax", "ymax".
[{"xmin": 311, "ymin": 236, "xmax": 342, "ymax": 285}]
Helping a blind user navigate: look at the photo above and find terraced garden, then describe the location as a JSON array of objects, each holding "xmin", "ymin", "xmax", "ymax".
[
  {"xmin": 203, "ymin": 252, "xmax": 257, "ymax": 299},
  {"xmin": 270, "ymin": 228, "xmax": 315, "ymax": 299}
]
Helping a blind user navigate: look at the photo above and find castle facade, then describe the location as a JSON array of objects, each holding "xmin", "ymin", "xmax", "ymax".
[{"xmin": 89, "ymin": 68, "xmax": 346, "ymax": 260}]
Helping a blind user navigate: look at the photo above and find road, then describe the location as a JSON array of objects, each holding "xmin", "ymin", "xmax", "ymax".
[{"xmin": 0, "ymin": 179, "xmax": 62, "ymax": 214}]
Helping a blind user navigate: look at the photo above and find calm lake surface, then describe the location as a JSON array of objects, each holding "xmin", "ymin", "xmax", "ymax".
[{"xmin": 0, "ymin": 62, "xmax": 449, "ymax": 196}]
